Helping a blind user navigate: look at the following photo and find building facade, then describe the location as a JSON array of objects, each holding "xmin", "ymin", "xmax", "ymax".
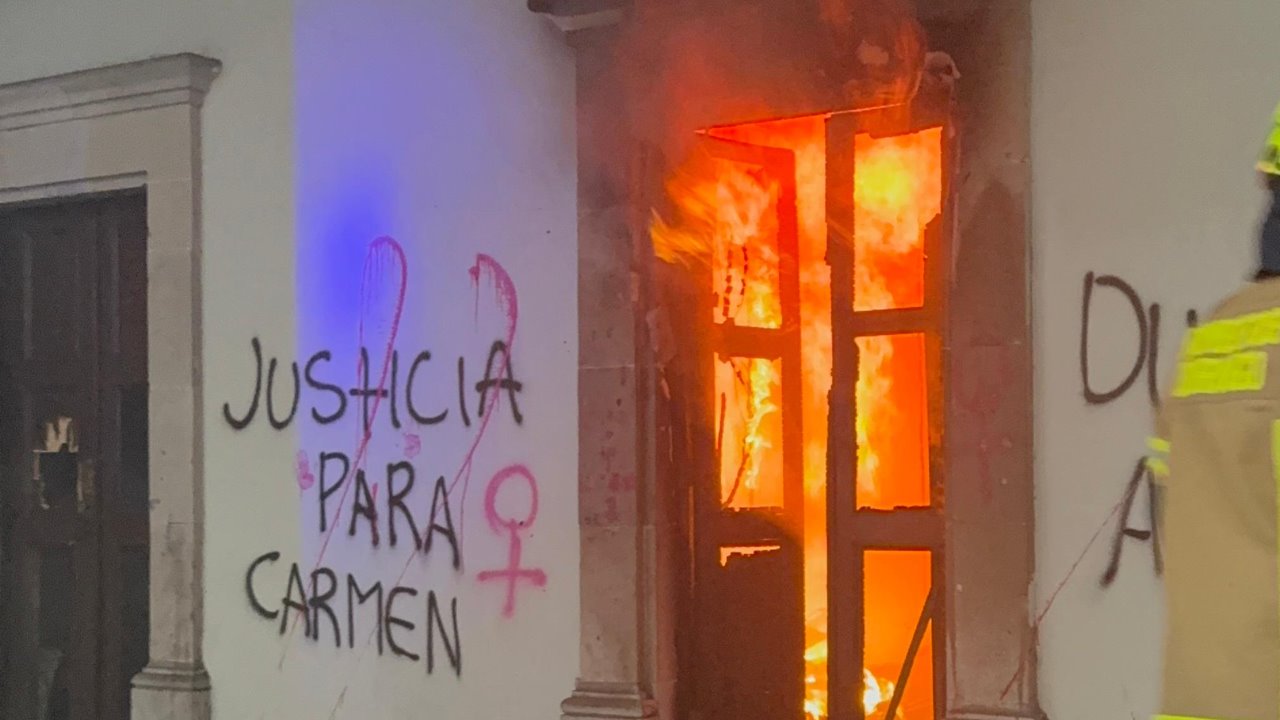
[{"xmin": 0, "ymin": 1, "xmax": 1275, "ymax": 719}]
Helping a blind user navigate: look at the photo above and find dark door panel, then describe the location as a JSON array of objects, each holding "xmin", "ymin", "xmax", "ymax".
[{"xmin": 0, "ymin": 192, "xmax": 148, "ymax": 720}]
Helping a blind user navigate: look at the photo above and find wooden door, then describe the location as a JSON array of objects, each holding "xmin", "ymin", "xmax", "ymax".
[{"xmin": 0, "ymin": 192, "xmax": 149, "ymax": 720}]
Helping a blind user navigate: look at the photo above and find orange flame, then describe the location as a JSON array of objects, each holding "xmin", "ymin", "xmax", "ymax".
[
  {"xmin": 653, "ymin": 157, "xmax": 782, "ymax": 329},
  {"xmin": 742, "ymin": 357, "xmax": 781, "ymax": 494},
  {"xmin": 652, "ymin": 116, "xmax": 941, "ymax": 720},
  {"xmin": 803, "ymin": 640, "xmax": 901, "ymax": 718}
]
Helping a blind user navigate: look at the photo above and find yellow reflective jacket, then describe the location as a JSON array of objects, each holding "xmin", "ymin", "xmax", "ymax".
[
  {"xmin": 1259, "ymin": 101, "xmax": 1280, "ymax": 177},
  {"xmin": 1152, "ymin": 278, "xmax": 1280, "ymax": 720}
]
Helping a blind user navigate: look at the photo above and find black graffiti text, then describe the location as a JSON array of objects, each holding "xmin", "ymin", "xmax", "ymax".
[
  {"xmin": 316, "ymin": 453, "xmax": 461, "ymax": 564},
  {"xmin": 1080, "ymin": 272, "xmax": 1200, "ymax": 407},
  {"xmin": 222, "ymin": 338, "xmax": 524, "ymax": 433},
  {"xmin": 1100, "ymin": 457, "xmax": 1163, "ymax": 587},
  {"xmin": 245, "ymin": 551, "xmax": 463, "ymax": 677}
]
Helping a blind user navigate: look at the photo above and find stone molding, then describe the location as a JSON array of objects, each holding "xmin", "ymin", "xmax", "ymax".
[
  {"xmin": 527, "ymin": 0, "xmax": 627, "ymax": 33},
  {"xmin": 0, "ymin": 53, "xmax": 220, "ymax": 720},
  {"xmin": 561, "ymin": 681, "xmax": 659, "ymax": 719},
  {"xmin": 952, "ymin": 707, "xmax": 1049, "ymax": 712},
  {"xmin": 0, "ymin": 54, "xmax": 218, "ymax": 132}
]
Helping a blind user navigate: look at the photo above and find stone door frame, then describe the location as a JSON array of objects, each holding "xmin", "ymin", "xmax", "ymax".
[
  {"xmin": 549, "ymin": 3, "xmax": 1041, "ymax": 719},
  {"xmin": 0, "ymin": 54, "xmax": 220, "ymax": 720}
]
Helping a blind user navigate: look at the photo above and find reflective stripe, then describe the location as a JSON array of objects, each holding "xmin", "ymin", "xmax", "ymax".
[
  {"xmin": 1147, "ymin": 437, "xmax": 1171, "ymax": 454},
  {"xmin": 1183, "ymin": 307, "xmax": 1280, "ymax": 358},
  {"xmin": 1172, "ymin": 350, "xmax": 1269, "ymax": 398},
  {"xmin": 1146, "ymin": 456, "xmax": 1170, "ymax": 478}
]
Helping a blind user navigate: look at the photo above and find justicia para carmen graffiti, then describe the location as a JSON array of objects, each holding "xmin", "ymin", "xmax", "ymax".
[{"xmin": 222, "ymin": 337, "xmax": 524, "ymax": 433}]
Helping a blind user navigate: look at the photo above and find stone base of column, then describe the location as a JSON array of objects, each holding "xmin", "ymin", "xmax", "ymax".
[
  {"xmin": 561, "ymin": 680, "xmax": 658, "ymax": 720},
  {"xmin": 947, "ymin": 710, "xmax": 1046, "ymax": 720},
  {"xmin": 130, "ymin": 661, "xmax": 211, "ymax": 720}
]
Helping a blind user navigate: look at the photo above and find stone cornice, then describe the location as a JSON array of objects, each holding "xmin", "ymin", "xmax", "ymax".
[
  {"xmin": 527, "ymin": 0, "xmax": 627, "ymax": 32},
  {"xmin": 0, "ymin": 53, "xmax": 221, "ymax": 132}
]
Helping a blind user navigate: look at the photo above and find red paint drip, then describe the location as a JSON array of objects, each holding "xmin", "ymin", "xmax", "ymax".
[
  {"xmin": 403, "ymin": 432, "xmax": 422, "ymax": 459},
  {"xmin": 451, "ymin": 254, "xmax": 519, "ymax": 538},
  {"xmin": 314, "ymin": 235, "xmax": 406, "ymax": 563},
  {"xmin": 286, "ymin": 236, "xmax": 407, "ymax": 646},
  {"xmin": 391, "ymin": 253, "xmax": 517, "ymax": 590},
  {"xmin": 296, "ymin": 451, "xmax": 315, "ymax": 491},
  {"xmin": 325, "ymin": 253, "xmax": 522, "ymax": 679},
  {"xmin": 998, "ymin": 498, "xmax": 1125, "ymax": 701}
]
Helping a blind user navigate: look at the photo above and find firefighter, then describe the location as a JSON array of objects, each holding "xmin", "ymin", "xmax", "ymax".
[
  {"xmin": 1260, "ymin": 100, "xmax": 1280, "ymax": 280},
  {"xmin": 1147, "ymin": 101, "xmax": 1280, "ymax": 720}
]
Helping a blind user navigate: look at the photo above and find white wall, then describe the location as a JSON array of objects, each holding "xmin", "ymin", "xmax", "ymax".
[
  {"xmin": 1032, "ymin": 2, "xmax": 1280, "ymax": 717},
  {"xmin": 0, "ymin": 0, "xmax": 301, "ymax": 713},
  {"xmin": 210, "ymin": 1, "xmax": 578, "ymax": 718},
  {"xmin": 0, "ymin": 0, "xmax": 578, "ymax": 718}
]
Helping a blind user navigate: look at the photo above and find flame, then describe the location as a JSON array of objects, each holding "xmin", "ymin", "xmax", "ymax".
[
  {"xmin": 854, "ymin": 130, "xmax": 940, "ymax": 508},
  {"xmin": 653, "ymin": 150, "xmax": 787, "ymax": 507},
  {"xmin": 652, "ymin": 116, "xmax": 941, "ymax": 720},
  {"xmin": 864, "ymin": 668, "xmax": 893, "ymax": 715},
  {"xmin": 802, "ymin": 640, "xmax": 899, "ymax": 719},
  {"xmin": 742, "ymin": 358, "xmax": 781, "ymax": 494},
  {"xmin": 653, "ymin": 156, "xmax": 782, "ymax": 328}
]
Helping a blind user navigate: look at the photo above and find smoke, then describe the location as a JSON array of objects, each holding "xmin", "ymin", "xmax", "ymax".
[{"xmin": 589, "ymin": 0, "xmax": 929, "ymax": 165}]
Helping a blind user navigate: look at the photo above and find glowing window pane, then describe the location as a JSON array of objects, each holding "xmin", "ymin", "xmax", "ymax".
[
  {"xmin": 852, "ymin": 128, "xmax": 942, "ymax": 312},
  {"xmin": 864, "ymin": 550, "xmax": 935, "ymax": 720},
  {"xmin": 717, "ymin": 355, "xmax": 785, "ymax": 508},
  {"xmin": 856, "ymin": 333, "xmax": 930, "ymax": 509}
]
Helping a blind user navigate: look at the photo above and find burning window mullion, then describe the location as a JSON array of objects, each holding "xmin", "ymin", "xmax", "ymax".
[
  {"xmin": 828, "ymin": 99, "xmax": 952, "ymax": 720},
  {"xmin": 824, "ymin": 110, "xmax": 863, "ymax": 720},
  {"xmin": 702, "ymin": 135, "xmax": 803, "ymax": 524},
  {"xmin": 882, "ymin": 585, "xmax": 938, "ymax": 720},
  {"xmin": 846, "ymin": 509, "xmax": 943, "ymax": 549},
  {"xmin": 844, "ymin": 309, "xmax": 932, "ymax": 336},
  {"xmin": 694, "ymin": 134, "xmax": 808, "ymax": 720}
]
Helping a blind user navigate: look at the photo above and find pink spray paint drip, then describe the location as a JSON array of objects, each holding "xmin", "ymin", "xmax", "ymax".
[
  {"xmin": 328, "ymin": 252, "xmax": 519, "ymax": 705},
  {"xmin": 475, "ymin": 464, "xmax": 546, "ymax": 617},
  {"xmin": 315, "ymin": 235, "xmax": 406, "ymax": 559},
  {"xmin": 403, "ymin": 432, "xmax": 422, "ymax": 459},
  {"xmin": 451, "ymin": 254, "xmax": 520, "ymax": 540},
  {"xmin": 283, "ymin": 236, "xmax": 407, "ymax": 653},
  {"xmin": 998, "ymin": 497, "xmax": 1126, "ymax": 701},
  {"xmin": 296, "ymin": 451, "xmax": 316, "ymax": 491},
  {"xmin": 388, "ymin": 254, "xmax": 517, "ymax": 590}
]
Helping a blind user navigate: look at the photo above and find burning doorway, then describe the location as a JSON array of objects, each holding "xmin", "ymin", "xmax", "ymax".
[
  {"xmin": 544, "ymin": 2, "xmax": 1038, "ymax": 720},
  {"xmin": 653, "ymin": 95, "xmax": 950, "ymax": 720}
]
